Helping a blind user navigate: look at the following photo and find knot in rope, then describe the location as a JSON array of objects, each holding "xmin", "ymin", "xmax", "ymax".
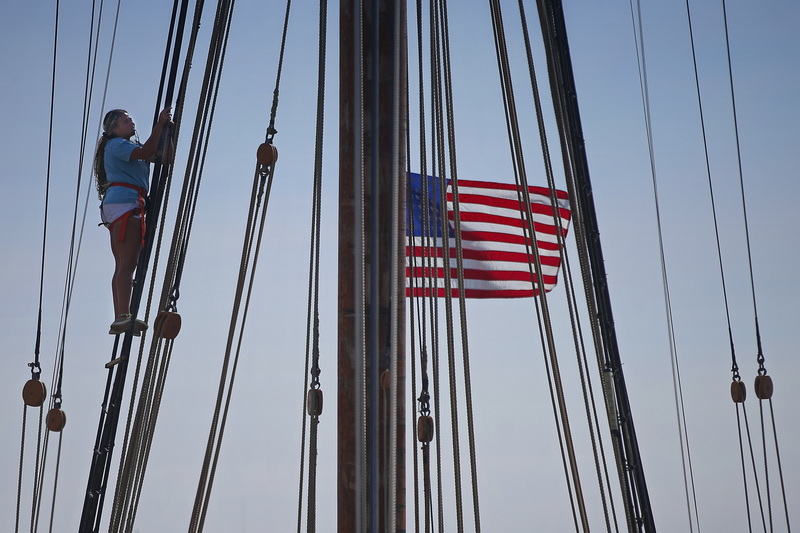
[
  {"xmin": 27, "ymin": 361, "xmax": 42, "ymax": 380},
  {"xmin": 417, "ymin": 391, "xmax": 431, "ymax": 417},
  {"xmin": 731, "ymin": 362, "xmax": 741, "ymax": 382},
  {"xmin": 756, "ymin": 351, "xmax": 767, "ymax": 376},
  {"xmin": 167, "ymin": 286, "xmax": 180, "ymax": 312},
  {"xmin": 310, "ymin": 362, "xmax": 322, "ymax": 389},
  {"xmin": 265, "ymin": 125, "xmax": 278, "ymax": 143}
]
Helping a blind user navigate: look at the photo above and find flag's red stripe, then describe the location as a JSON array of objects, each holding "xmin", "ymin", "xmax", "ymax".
[
  {"xmin": 406, "ymin": 266, "xmax": 559, "ymax": 285},
  {"xmin": 453, "ymin": 179, "xmax": 569, "ymax": 200},
  {"xmin": 458, "ymin": 230, "xmax": 563, "ymax": 249},
  {"xmin": 406, "ymin": 287, "xmax": 541, "ymax": 299},
  {"xmin": 406, "ymin": 246, "xmax": 562, "ymax": 267},
  {"xmin": 449, "ymin": 192, "xmax": 572, "ymax": 220},
  {"xmin": 409, "ymin": 230, "xmax": 562, "ymax": 250},
  {"xmin": 447, "ymin": 213, "xmax": 568, "ymax": 238}
]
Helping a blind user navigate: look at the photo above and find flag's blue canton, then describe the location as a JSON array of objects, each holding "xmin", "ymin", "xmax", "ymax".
[{"xmin": 407, "ymin": 172, "xmax": 451, "ymax": 238}]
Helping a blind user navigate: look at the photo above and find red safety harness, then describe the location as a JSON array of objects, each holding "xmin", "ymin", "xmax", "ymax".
[{"xmin": 105, "ymin": 183, "xmax": 147, "ymax": 245}]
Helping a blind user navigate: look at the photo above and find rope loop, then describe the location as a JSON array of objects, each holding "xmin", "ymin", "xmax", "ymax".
[
  {"xmin": 265, "ymin": 125, "xmax": 278, "ymax": 143},
  {"xmin": 756, "ymin": 351, "xmax": 766, "ymax": 376},
  {"xmin": 417, "ymin": 391, "xmax": 431, "ymax": 417},
  {"xmin": 731, "ymin": 362, "xmax": 741, "ymax": 382},
  {"xmin": 28, "ymin": 361, "xmax": 42, "ymax": 380},
  {"xmin": 167, "ymin": 286, "xmax": 180, "ymax": 312},
  {"xmin": 310, "ymin": 363, "xmax": 321, "ymax": 389}
]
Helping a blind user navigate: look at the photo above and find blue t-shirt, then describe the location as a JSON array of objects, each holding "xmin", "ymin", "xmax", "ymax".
[{"xmin": 102, "ymin": 137, "xmax": 149, "ymax": 205}]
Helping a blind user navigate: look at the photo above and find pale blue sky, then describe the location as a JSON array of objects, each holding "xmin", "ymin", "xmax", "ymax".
[{"xmin": 1, "ymin": 1, "xmax": 798, "ymax": 531}]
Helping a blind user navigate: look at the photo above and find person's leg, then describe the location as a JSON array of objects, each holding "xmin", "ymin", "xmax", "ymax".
[{"xmin": 109, "ymin": 213, "xmax": 143, "ymax": 317}]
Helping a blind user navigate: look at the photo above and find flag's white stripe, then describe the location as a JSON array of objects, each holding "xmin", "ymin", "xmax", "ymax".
[
  {"xmin": 452, "ymin": 184, "xmax": 571, "ymax": 211},
  {"xmin": 408, "ymin": 237, "xmax": 563, "ymax": 258},
  {"xmin": 406, "ymin": 256, "xmax": 562, "ymax": 278},
  {"xmin": 405, "ymin": 276, "xmax": 555, "ymax": 292},
  {"xmin": 457, "ymin": 221, "xmax": 564, "ymax": 245},
  {"xmin": 451, "ymin": 201, "xmax": 571, "ymax": 227}
]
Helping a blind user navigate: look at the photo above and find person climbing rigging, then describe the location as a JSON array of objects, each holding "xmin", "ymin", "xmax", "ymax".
[{"xmin": 94, "ymin": 106, "xmax": 173, "ymax": 335}]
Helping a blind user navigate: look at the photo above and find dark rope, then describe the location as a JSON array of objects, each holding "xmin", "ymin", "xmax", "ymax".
[
  {"xmin": 80, "ymin": 0, "xmax": 192, "ymax": 527},
  {"xmin": 758, "ymin": 400, "xmax": 772, "ymax": 530},
  {"xmin": 741, "ymin": 404, "xmax": 768, "ymax": 531},
  {"xmin": 735, "ymin": 406, "xmax": 754, "ymax": 532},
  {"xmin": 767, "ymin": 400, "xmax": 792, "ymax": 532},
  {"xmin": 720, "ymin": 0, "xmax": 767, "ymax": 376},
  {"xmin": 265, "ymin": 0, "xmax": 294, "ymax": 142},
  {"xmin": 15, "ymin": 405, "xmax": 28, "ymax": 533}
]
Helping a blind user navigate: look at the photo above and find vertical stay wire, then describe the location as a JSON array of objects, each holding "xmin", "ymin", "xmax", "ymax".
[
  {"xmin": 430, "ymin": 0, "xmax": 466, "ymax": 530},
  {"xmin": 683, "ymin": 0, "xmax": 771, "ymax": 528},
  {"xmin": 628, "ymin": 0, "xmax": 702, "ymax": 530},
  {"xmin": 720, "ymin": 0, "xmax": 765, "ymax": 375},
  {"xmin": 388, "ymin": 2, "xmax": 406, "ymax": 530},
  {"xmin": 679, "ymin": 0, "xmax": 742, "ymax": 382},
  {"xmin": 29, "ymin": 0, "xmax": 125, "ymax": 528},
  {"xmin": 353, "ymin": 1, "xmax": 367, "ymax": 530},
  {"xmin": 438, "ymin": 1, "xmax": 484, "ymax": 529},
  {"xmin": 427, "ymin": 1, "xmax": 447, "ymax": 529},
  {"xmin": 265, "ymin": 0, "xmax": 293, "ymax": 143},
  {"xmin": 408, "ymin": 3, "xmax": 422, "ymax": 531},
  {"xmin": 487, "ymin": 1, "xmax": 588, "ymax": 531},
  {"xmin": 523, "ymin": 0, "xmax": 621, "ymax": 529},
  {"xmin": 15, "ymin": 406, "xmax": 27, "ymax": 533},
  {"xmin": 47, "ymin": 3, "xmax": 127, "ymax": 529},
  {"xmin": 721, "ymin": 3, "xmax": 790, "ymax": 526},
  {"xmin": 16, "ymin": 0, "xmax": 60, "ymax": 528},
  {"xmin": 111, "ymin": 0, "xmax": 185, "ymax": 518},
  {"xmin": 367, "ymin": 3, "xmax": 381, "ymax": 531},
  {"xmin": 82, "ymin": 0, "xmax": 191, "ymax": 528},
  {"xmin": 110, "ymin": 0, "xmax": 199, "ymax": 527},
  {"xmin": 295, "ymin": 0, "xmax": 326, "ymax": 530},
  {"xmin": 536, "ymin": 0, "xmax": 658, "ymax": 529},
  {"xmin": 409, "ymin": 0, "xmax": 437, "ymax": 530}
]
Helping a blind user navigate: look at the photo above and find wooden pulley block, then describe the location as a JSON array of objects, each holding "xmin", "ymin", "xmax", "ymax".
[
  {"xmin": 730, "ymin": 381, "xmax": 746, "ymax": 404},
  {"xmin": 417, "ymin": 415, "xmax": 434, "ymax": 443},
  {"xmin": 155, "ymin": 311, "xmax": 182, "ymax": 340},
  {"xmin": 307, "ymin": 388, "xmax": 324, "ymax": 416},
  {"xmin": 22, "ymin": 379, "xmax": 47, "ymax": 407},
  {"xmin": 161, "ymin": 312, "xmax": 182, "ymax": 340},
  {"xmin": 46, "ymin": 408, "xmax": 67, "ymax": 432},
  {"xmin": 754, "ymin": 374, "xmax": 773, "ymax": 400},
  {"xmin": 256, "ymin": 143, "xmax": 278, "ymax": 166},
  {"xmin": 380, "ymin": 369, "xmax": 391, "ymax": 391}
]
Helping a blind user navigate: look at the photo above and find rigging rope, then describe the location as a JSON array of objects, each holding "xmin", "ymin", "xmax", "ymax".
[
  {"xmin": 720, "ymin": 4, "xmax": 791, "ymax": 527},
  {"xmin": 681, "ymin": 0, "xmax": 768, "ymax": 528},
  {"xmin": 430, "ymin": 0, "xmax": 465, "ymax": 529},
  {"xmin": 423, "ymin": 3, "xmax": 448, "ymax": 530},
  {"xmin": 112, "ymin": 2, "xmax": 197, "ymax": 523},
  {"xmin": 80, "ymin": 0, "xmax": 191, "ymax": 528},
  {"xmin": 535, "ymin": 0, "xmax": 659, "ymax": 529},
  {"xmin": 408, "ymin": 3, "xmax": 444, "ymax": 530},
  {"xmin": 179, "ymin": 2, "xmax": 300, "ymax": 529},
  {"xmin": 488, "ymin": 1, "xmax": 595, "ymax": 530},
  {"xmin": 626, "ymin": 0, "xmax": 704, "ymax": 530},
  {"xmin": 522, "ymin": 0, "xmax": 623, "ymax": 529},
  {"xmin": 16, "ymin": 0, "xmax": 61, "ymax": 528},
  {"xmin": 20, "ymin": 0, "xmax": 132, "ymax": 529},
  {"xmin": 294, "ymin": 0, "xmax": 327, "ymax": 530}
]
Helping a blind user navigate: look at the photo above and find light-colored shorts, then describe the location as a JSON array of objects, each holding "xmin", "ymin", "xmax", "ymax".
[{"xmin": 101, "ymin": 202, "xmax": 140, "ymax": 225}]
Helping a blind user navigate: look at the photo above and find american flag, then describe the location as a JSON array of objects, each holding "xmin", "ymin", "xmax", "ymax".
[{"xmin": 406, "ymin": 173, "xmax": 572, "ymax": 298}]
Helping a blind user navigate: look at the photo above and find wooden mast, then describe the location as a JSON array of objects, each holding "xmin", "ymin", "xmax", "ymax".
[{"xmin": 339, "ymin": 0, "xmax": 407, "ymax": 531}]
